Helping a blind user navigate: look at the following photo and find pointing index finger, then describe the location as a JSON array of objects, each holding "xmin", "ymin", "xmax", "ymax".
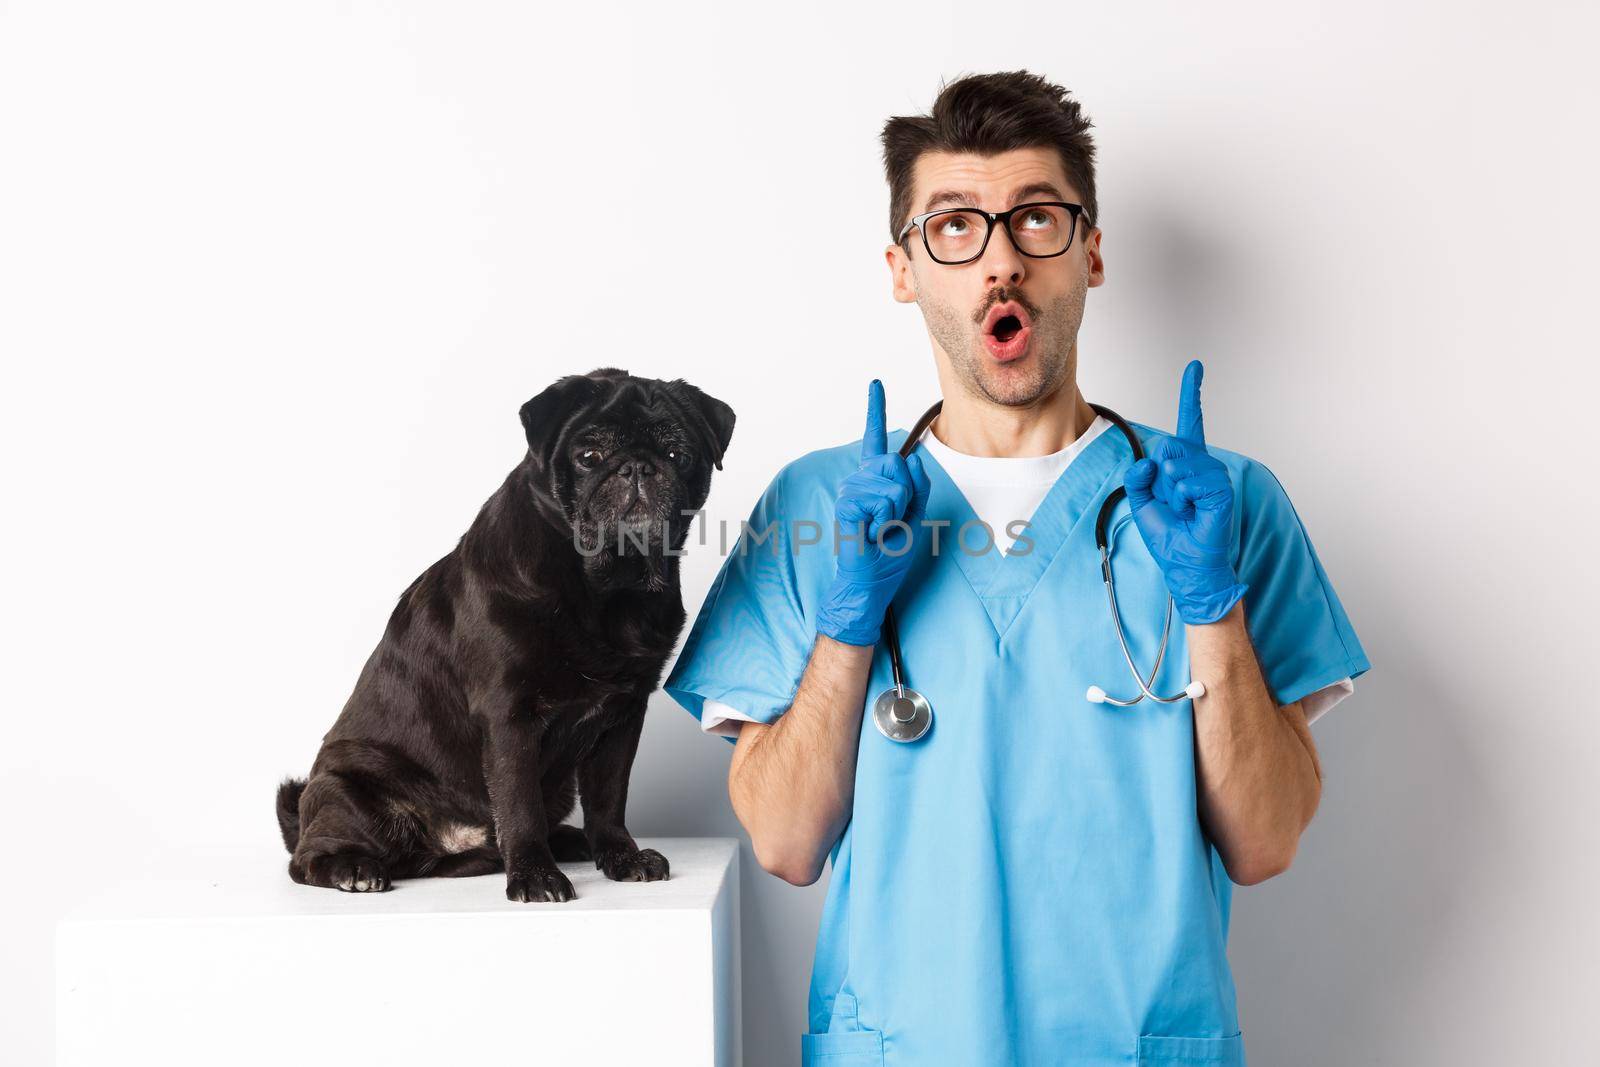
[
  {"xmin": 861, "ymin": 378, "xmax": 887, "ymax": 462},
  {"xmin": 1176, "ymin": 359, "xmax": 1206, "ymax": 447}
]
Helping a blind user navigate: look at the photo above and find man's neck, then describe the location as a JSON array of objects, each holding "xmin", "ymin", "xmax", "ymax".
[{"xmin": 928, "ymin": 380, "xmax": 1100, "ymax": 459}]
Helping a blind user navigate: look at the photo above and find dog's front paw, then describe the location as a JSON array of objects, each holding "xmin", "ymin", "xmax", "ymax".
[
  {"xmin": 596, "ymin": 846, "xmax": 670, "ymax": 883},
  {"xmin": 505, "ymin": 865, "xmax": 576, "ymax": 903}
]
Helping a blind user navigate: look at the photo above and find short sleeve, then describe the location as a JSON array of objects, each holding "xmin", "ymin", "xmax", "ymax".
[
  {"xmin": 699, "ymin": 697, "xmax": 763, "ymax": 739},
  {"xmin": 664, "ymin": 467, "xmax": 816, "ymax": 745},
  {"xmin": 1301, "ymin": 678, "xmax": 1354, "ymax": 725},
  {"xmin": 1233, "ymin": 459, "xmax": 1371, "ymax": 710}
]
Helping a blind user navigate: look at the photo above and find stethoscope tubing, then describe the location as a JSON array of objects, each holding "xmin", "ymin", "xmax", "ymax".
[{"xmin": 880, "ymin": 400, "xmax": 944, "ymax": 699}]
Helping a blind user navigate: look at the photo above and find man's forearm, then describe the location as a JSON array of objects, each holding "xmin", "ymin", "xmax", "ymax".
[
  {"xmin": 727, "ymin": 634, "xmax": 872, "ymax": 885},
  {"xmin": 1187, "ymin": 599, "xmax": 1323, "ymax": 884}
]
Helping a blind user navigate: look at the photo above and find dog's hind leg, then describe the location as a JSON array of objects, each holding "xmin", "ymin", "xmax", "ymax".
[
  {"xmin": 426, "ymin": 847, "xmax": 504, "ymax": 878},
  {"xmin": 287, "ymin": 771, "xmax": 395, "ymax": 892},
  {"xmin": 549, "ymin": 824, "xmax": 591, "ymax": 862},
  {"xmin": 544, "ymin": 770, "xmax": 592, "ymax": 862}
]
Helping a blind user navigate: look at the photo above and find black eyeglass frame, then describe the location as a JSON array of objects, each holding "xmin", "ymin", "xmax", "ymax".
[{"xmin": 897, "ymin": 200, "xmax": 1089, "ymax": 265}]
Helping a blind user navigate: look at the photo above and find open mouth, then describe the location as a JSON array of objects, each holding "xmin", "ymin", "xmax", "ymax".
[{"xmin": 982, "ymin": 301, "xmax": 1033, "ymax": 362}]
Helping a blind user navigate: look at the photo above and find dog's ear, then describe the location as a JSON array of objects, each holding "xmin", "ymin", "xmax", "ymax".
[
  {"xmin": 668, "ymin": 379, "xmax": 736, "ymax": 470},
  {"xmin": 519, "ymin": 368, "xmax": 628, "ymax": 464}
]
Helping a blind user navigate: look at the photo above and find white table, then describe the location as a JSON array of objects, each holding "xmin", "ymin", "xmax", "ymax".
[{"xmin": 56, "ymin": 837, "xmax": 740, "ymax": 1066}]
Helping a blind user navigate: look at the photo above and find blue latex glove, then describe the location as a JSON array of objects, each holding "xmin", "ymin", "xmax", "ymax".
[
  {"xmin": 1124, "ymin": 360, "xmax": 1249, "ymax": 626},
  {"xmin": 815, "ymin": 379, "xmax": 931, "ymax": 646}
]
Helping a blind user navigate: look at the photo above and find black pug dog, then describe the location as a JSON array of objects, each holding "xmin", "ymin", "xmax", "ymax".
[{"xmin": 275, "ymin": 367, "xmax": 734, "ymax": 902}]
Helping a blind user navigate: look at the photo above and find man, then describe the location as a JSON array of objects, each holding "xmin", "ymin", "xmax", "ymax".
[{"xmin": 665, "ymin": 71, "xmax": 1370, "ymax": 1066}]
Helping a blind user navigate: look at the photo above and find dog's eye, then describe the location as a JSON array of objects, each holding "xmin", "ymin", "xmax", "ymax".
[
  {"xmin": 575, "ymin": 449, "xmax": 603, "ymax": 469},
  {"xmin": 667, "ymin": 447, "xmax": 691, "ymax": 467}
]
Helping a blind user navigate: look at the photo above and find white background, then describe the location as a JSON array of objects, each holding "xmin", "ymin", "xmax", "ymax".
[{"xmin": 3, "ymin": 2, "xmax": 1596, "ymax": 1063}]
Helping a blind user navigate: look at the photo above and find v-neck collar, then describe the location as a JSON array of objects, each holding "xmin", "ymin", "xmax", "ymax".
[{"xmin": 900, "ymin": 420, "xmax": 1133, "ymax": 641}]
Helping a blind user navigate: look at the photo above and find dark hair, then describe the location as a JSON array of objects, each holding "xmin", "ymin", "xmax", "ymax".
[{"xmin": 880, "ymin": 70, "xmax": 1099, "ymax": 245}]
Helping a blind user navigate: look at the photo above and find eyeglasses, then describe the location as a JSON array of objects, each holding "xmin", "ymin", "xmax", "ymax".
[{"xmin": 897, "ymin": 201, "xmax": 1088, "ymax": 265}]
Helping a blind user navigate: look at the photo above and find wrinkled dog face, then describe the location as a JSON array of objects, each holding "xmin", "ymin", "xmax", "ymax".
[{"xmin": 520, "ymin": 368, "xmax": 735, "ymax": 585}]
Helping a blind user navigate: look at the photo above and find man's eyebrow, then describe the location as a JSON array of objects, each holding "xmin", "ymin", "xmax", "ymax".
[{"xmin": 921, "ymin": 181, "xmax": 1066, "ymax": 213}]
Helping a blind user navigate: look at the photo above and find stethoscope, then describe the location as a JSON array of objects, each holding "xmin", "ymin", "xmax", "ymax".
[{"xmin": 871, "ymin": 400, "xmax": 1207, "ymax": 743}]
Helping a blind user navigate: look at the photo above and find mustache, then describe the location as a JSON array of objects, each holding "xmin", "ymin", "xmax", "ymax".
[{"xmin": 973, "ymin": 286, "xmax": 1039, "ymax": 327}]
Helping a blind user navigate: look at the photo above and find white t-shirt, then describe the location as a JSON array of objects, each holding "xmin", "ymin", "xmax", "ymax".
[{"xmin": 696, "ymin": 417, "xmax": 1354, "ymax": 737}]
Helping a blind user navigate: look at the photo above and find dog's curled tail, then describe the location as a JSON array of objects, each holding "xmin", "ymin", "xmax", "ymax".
[{"xmin": 276, "ymin": 776, "xmax": 308, "ymax": 853}]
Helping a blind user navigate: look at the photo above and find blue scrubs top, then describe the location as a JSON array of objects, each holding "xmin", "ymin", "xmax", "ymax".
[{"xmin": 665, "ymin": 420, "xmax": 1370, "ymax": 1067}]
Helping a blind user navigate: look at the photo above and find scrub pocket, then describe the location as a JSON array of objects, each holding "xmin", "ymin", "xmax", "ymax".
[
  {"xmin": 1137, "ymin": 1033, "xmax": 1246, "ymax": 1065},
  {"xmin": 801, "ymin": 993, "xmax": 886, "ymax": 1066}
]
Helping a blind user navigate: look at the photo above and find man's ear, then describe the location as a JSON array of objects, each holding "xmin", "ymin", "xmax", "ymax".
[
  {"xmin": 885, "ymin": 242, "xmax": 918, "ymax": 304},
  {"xmin": 518, "ymin": 367, "xmax": 627, "ymax": 464},
  {"xmin": 668, "ymin": 379, "xmax": 736, "ymax": 470}
]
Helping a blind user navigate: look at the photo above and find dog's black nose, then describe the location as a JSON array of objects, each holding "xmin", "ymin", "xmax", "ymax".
[{"xmin": 616, "ymin": 457, "xmax": 656, "ymax": 480}]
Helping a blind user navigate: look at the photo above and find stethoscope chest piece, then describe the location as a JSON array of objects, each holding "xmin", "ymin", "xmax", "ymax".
[{"xmin": 873, "ymin": 685, "xmax": 932, "ymax": 743}]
